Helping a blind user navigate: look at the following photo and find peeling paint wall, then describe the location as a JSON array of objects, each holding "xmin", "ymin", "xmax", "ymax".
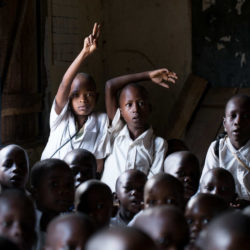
[
  {"xmin": 193, "ymin": 0, "xmax": 250, "ymax": 87},
  {"xmin": 45, "ymin": 0, "xmax": 192, "ymax": 137}
]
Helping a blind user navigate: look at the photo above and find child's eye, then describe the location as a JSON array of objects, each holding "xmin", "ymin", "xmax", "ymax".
[
  {"xmin": 49, "ymin": 181, "xmax": 59, "ymax": 188},
  {"xmin": 1, "ymin": 160, "xmax": 12, "ymax": 169},
  {"xmin": 1, "ymin": 220, "xmax": 13, "ymax": 228},
  {"xmin": 157, "ymin": 237, "xmax": 170, "ymax": 247},
  {"xmin": 186, "ymin": 217, "xmax": 194, "ymax": 225},
  {"xmin": 138, "ymin": 101, "xmax": 144, "ymax": 107},
  {"xmin": 96, "ymin": 203, "xmax": 104, "ymax": 209},
  {"xmin": 86, "ymin": 92, "xmax": 95, "ymax": 97},
  {"xmin": 166, "ymin": 198, "xmax": 175, "ymax": 205},
  {"xmin": 205, "ymin": 185, "xmax": 214, "ymax": 192},
  {"xmin": 202, "ymin": 218, "xmax": 210, "ymax": 225},
  {"xmin": 125, "ymin": 103, "xmax": 132, "ymax": 108},
  {"xmin": 243, "ymin": 113, "xmax": 250, "ymax": 119}
]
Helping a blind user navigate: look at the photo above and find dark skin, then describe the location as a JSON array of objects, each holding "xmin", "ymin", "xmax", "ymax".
[
  {"xmin": 116, "ymin": 170, "xmax": 147, "ymax": 224},
  {"xmin": 144, "ymin": 174, "xmax": 184, "ymax": 210},
  {"xmin": 223, "ymin": 95, "xmax": 250, "ymax": 149},
  {"xmin": 164, "ymin": 151, "xmax": 200, "ymax": 204},
  {"xmin": 32, "ymin": 166, "xmax": 75, "ymax": 231},
  {"xmin": 133, "ymin": 206, "xmax": 189, "ymax": 250},
  {"xmin": 64, "ymin": 149, "xmax": 97, "ymax": 188},
  {"xmin": 105, "ymin": 69, "xmax": 177, "ymax": 140},
  {"xmin": 185, "ymin": 194, "xmax": 228, "ymax": 243},
  {"xmin": 45, "ymin": 214, "xmax": 95, "ymax": 250},
  {"xmin": 0, "ymin": 196, "xmax": 36, "ymax": 250},
  {"xmin": 0, "ymin": 145, "xmax": 28, "ymax": 190},
  {"xmin": 200, "ymin": 168, "xmax": 236, "ymax": 204}
]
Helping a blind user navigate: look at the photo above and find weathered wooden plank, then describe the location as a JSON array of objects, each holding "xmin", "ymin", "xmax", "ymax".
[{"xmin": 165, "ymin": 74, "xmax": 208, "ymax": 139}]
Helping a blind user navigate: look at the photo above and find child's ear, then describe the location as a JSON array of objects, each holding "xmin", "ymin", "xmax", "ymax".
[
  {"xmin": 119, "ymin": 107, "xmax": 123, "ymax": 117},
  {"xmin": 223, "ymin": 117, "xmax": 227, "ymax": 132}
]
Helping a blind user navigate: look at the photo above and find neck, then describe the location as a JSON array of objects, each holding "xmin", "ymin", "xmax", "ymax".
[
  {"xmin": 118, "ymin": 207, "xmax": 136, "ymax": 224},
  {"xmin": 128, "ymin": 124, "xmax": 149, "ymax": 140},
  {"xmin": 76, "ymin": 115, "xmax": 88, "ymax": 128},
  {"xmin": 40, "ymin": 211, "xmax": 59, "ymax": 232}
]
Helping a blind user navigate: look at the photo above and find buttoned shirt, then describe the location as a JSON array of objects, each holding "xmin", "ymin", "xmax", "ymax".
[
  {"xmin": 101, "ymin": 109, "xmax": 167, "ymax": 192},
  {"xmin": 41, "ymin": 100, "xmax": 109, "ymax": 160},
  {"xmin": 201, "ymin": 137, "xmax": 250, "ymax": 200}
]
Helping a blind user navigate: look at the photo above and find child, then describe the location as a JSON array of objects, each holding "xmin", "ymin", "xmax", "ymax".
[
  {"xmin": 0, "ymin": 189, "xmax": 36, "ymax": 250},
  {"xmin": 44, "ymin": 213, "xmax": 95, "ymax": 250},
  {"xmin": 164, "ymin": 151, "xmax": 200, "ymax": 204},
  {"xmin": 41, "ymin": 23, "xmax": 109, "ymax": 173},
  {"xmin": 144, "ymin": 173, "xmax": 185, "ymax": 210},
  {"xmin": 111, "ymin": 169, "xmax": 147, "ymax": 227},
  {"xmin": 0, "ymin": 144, "xmax": 29, "ymax": 191},
  {"xmin": 86, "ymin": 227, "xmax": 157, "ymax": 250},
  {"xmin": 64, "ymin": 149, "xmax": 97, "ymax": 188},
  {"xmin": 185, "ymin": 193, "xmax": 228, "ymax": 246},
  {"xmin": 197, "ymin": 212, "xmax": 250, "ymax": 250},
  {"xmin": 30, "ymin": 159, "xmax": 75, "ymax": 234},
  {"xmin": 132, "ymin": 205, "xmax": 189, "ymax": 250},
  {"xmin": 201, "ymin": 94, "xmax": 250, "ymax": 200},
  {"xmin": 101, "ymin": 68, "xmax": 177, "ymax": 191},
  {"xmin": 75, "ymin": 180, "xmax": 113, "ymax": 230}
]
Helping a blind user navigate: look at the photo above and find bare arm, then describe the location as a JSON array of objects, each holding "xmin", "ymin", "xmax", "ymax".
[
  {"xmin": 55, "ymin": 23, "xmax": 100, "ymax": 114},
  {"xmin": 105, "ymin": 68, "xmax": 177, "ymax": 121}
]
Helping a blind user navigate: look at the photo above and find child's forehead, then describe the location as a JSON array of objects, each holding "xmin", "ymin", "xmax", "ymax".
[
  {"xmin": 120, "ymin": 171, "xmax": 146, "ymax": 184},
  {"xmin": 120, "ymin": 85, "xmax": 148, "ymax": 101},
  {"xmin": 0, "ymin": 145, "xmax": 25, "ymax": 158},
  {"xmin": 71, "ymin": 77, "xmax": 96, "ymax": 92},
  {"xmin": 225, "ymin": 96, "xmax": 250, "ymax": 114}
]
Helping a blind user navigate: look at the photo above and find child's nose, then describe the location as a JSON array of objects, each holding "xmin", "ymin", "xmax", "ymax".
[
  {"xmin": 11, "ymin": 221, "xmax": 22, "ymax": 238},
  {"xmin": 132, "ymin": 103, "xmax": 139, "ymax": 112}
]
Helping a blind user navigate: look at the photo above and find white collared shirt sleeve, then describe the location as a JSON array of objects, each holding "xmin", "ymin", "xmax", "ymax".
[{"xmin": 148, "ymin": 137, "xmax": 167, "ymax": 178}]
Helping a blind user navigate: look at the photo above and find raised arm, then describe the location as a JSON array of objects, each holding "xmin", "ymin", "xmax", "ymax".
[
  {"xmin": 105, "ymin": 68, "xmax": 177, "ymax": 121},
  {"xmin": 55, "ymin": 23, "xmax": 100, "ymax": 114}
]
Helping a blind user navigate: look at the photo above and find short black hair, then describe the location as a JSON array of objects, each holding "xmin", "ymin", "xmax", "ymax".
[{"xmin": 30, "ymin": 159, "xmax": 69, "ymax": 188}]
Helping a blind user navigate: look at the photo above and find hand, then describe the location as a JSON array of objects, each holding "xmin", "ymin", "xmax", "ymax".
[
  {"xmin": 83, "ymin": 22, "xmax": 101, "ymax": 55},
  {"xmin": 149, "ymin": 68, "xmax": 178, "ymax": 88}
]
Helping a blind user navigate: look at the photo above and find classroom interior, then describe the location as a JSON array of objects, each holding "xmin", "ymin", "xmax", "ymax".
[{"xmin": 0, "ymin": 0, "xmax": 250, "ymax": 165}]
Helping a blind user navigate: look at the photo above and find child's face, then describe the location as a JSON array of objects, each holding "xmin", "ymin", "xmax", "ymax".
[
  {"xmin": 116, "ymin": 171, "xmax": 146, "ymax": 214},
  {"xmin": 46, "ymin": 219, "xmax": 90, "ymax": 250},
  {"xmin": 35, "ymin": 167, "xmax": 75, "ymax": 213},
  {"xmin": 223, "ymin": 96, "xmax": 250, "ymax": 149},
  {"xmin": 185, "ymin": 198, "xmax": 219, "ymax": 242},
  {"xmin": 0, "ymin": 198, "xmax": 36, "ymax": 250},
  {"xmin": 70, "ymin": 77, "xmax": 97, "ymax": 117},
  {"xmin": 136, "ymin": 209, "xmax": 188, "ymax": 250},
  {"xmin": 85, "ymin": 187, "xmax": 113, "ymax": 229},
  {"xmin": 119, "ymin": 86, "xmax": 150, "ymax": 131},
  {"xmin": 0, "ymin": 146, "xmax": 28, "ymax": 189},
  {"xmin": 164, "ymin": 155, "xmax": 200, "ymax": 203},
  {"xmin": 200, "ymin": 171, "xmax": 235, "ymax": 204},
  {"xmin": 144, "ymin": 181, "xmax": 184, "ymax": 210},
  {"xmin": 64, "ymin": 152, "xmax": 96, "ymax": 188}
]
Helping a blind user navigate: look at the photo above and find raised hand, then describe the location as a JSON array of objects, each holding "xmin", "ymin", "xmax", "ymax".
[
  {"xmin": 149, "ymin": 68, "xmax": 178, "ymax": 88},
  {"xmin": 83, "ymin": 22, "xmax": 101, "ymax": 55}
]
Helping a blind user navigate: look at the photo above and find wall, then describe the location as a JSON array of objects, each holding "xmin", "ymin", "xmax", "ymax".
[{"xmin": 44, "ymin": 0, "xmax": 192, "ymax": 137}]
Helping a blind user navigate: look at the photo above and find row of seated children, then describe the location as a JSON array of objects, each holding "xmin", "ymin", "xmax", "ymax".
[
  {"xmin": 0, "ymin": 23, "xmax": 249, "ymax": 250},
  {"xmin": 0, "ymin": 139, "xmax": 250, "ymax": 249}
]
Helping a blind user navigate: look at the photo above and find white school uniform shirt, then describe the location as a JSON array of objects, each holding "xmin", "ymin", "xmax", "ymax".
[
  {"xmin": 201, "ymin": 137, "xmax": 250, "ymax": 200},
  {"xmin": 101, "ymin": 109, "xmax": 167, "ymax": 192},
  {"xmin": 41, "ymin": 100, "xmax": 109, "ymax": 160}
]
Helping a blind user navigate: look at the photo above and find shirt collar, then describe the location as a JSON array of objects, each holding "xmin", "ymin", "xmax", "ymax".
[
  {"xmin": 118, "ymin": 125, "xmax": 154, "ymax": 149},
  {"xmin": 226, "ymin": 137, "xmax": 250, "ymax": 153}
]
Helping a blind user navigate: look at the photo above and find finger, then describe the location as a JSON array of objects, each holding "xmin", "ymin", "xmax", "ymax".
[
  {"xmin": 95, "ymin": 24, "xmax": 101, "ymax": 39},
  {"xmin": 89, "ymin": 35, "xmax": 93, "ymax": 44},
  {"xmin": 92, "ymin": 22, "xmax": 98, "ymax": 37},
  {"xmin": 157, "ymin": 82, "xmax": 170, "ymax": 88}
]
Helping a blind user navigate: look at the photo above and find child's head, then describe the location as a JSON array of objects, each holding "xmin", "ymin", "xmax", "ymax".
[
  {"xmin": 223, "ymin": 94, "xmax": 250, "ymax": 149},
  {"xmin": 185, "ymin": 193, "xmax": 228, "ymax": 243},
  {"xmin": 69, "ymin": 73, "xmax": 98, "ymax": 117},
  {"xmin": 144, "ymin": 173, "xmax": 184, "ymax": 210},
  {"xmin": 75, "ymin": 180, "xmax": 113, "ymax": 229},
  {"xmin": 86, "ymin": 227, "xmax": 157, "ymax": 250},
  {"xmin": 45, "ymin": 213, "xmax": 95, "ymax": 250},
  {"xmin": 0, "ymin": 190, "xmax": 36, "ymax": 250},
  {"xmin": 164, "ymin": 151, "xmax": 200, "ymax": 203},
  {"xmin": 200, "ymin": 168, "xmax": 236, "ymax": 204},
  {"xmin": 0, "ymin": 144, "xmax": 29, "ymax": 190},
  {"xmin": 132, "ymin": 205, "xmax": 189, "ymax": 250},
  {"xmin": 30, "ymin": 159, "xmax": 75, "ymax": 213},
  {"xmin": 166, "ymin": 139, "xmax": 189, "ymax": 156},
  {"xmin": 119, "ymin": 83, "xmax": 151, "ymax": 132},
  {"xmin": 197, "ymin": 212, "xmax": 250, "ymax": 250},
  {"xmin": 116, "ymin": 170, "xmax": 147, "ymax": 215},
  {"xmin": 64, "ymin": 149, "xmax": 97, "ymax": 188}
]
